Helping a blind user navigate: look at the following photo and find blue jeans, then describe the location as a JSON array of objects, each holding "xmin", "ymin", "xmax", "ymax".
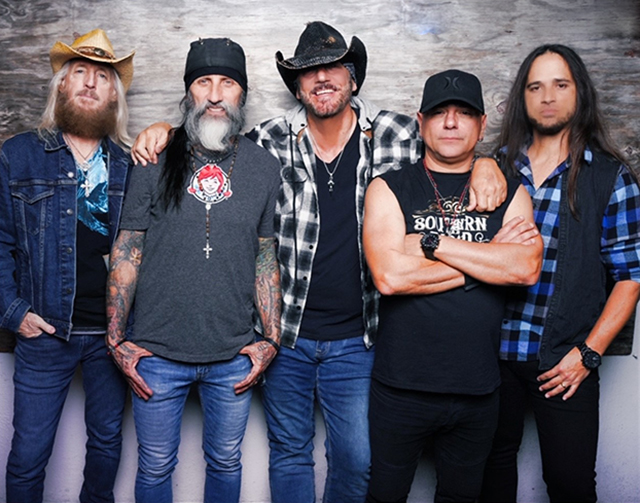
[
  {"xmin": 261, "ymin": 335, "xmax": 374, "ymax": 503},
  {"xmin": 132, "ymin": 354, "xmax": 252, "ymax": 503},
  {"xmin": 6, "ymin": 333, "xmax": 127, "ymax": 503}
]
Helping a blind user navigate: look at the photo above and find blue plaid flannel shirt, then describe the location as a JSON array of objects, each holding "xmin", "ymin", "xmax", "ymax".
[
  {"xmin": 500, "ymin": 146, "xmax": 640, "ymax": 361},
  {"xmin": 250, "ymin": 97, "xmax": 421, "ymax": 348}
]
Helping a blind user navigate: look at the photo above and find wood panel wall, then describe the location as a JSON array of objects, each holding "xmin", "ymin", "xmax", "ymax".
[{"xmin": 1, "ymin": 0, "xmax": 639, "ymax": 351}]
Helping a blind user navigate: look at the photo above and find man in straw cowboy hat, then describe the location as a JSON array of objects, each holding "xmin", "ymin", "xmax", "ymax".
[
  {"xmin": 131, "ymin": 21, "xmax": 508, "ymax": 502},
  {"xmin": 0, "ymin": 28, "xmax": 134, "ymax": 502}
]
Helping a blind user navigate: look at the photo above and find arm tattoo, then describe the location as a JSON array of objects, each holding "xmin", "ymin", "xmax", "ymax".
[
  {"xmin": 255, "ymin": 237, "xmax": 282, "ymax": 344},
  {"xmin": 106, "ymin": 230, "xmax": 146, "ymax": 348}
]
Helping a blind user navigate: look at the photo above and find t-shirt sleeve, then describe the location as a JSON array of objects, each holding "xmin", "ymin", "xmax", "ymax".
[
  {"xmin": 257, "ymin": 156, "xmax": 281, "ymax": 238},
  {"xmin": 119, "ymin": 162, "xmax": 159, "ymax": 231}
]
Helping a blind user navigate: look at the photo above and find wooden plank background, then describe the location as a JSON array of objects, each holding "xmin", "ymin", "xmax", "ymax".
[{"xmin": 0, "ymin": 0, "xmax": 639, "ymax": 353}]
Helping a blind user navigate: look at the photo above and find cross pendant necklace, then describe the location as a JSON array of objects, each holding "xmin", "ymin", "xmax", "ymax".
[
  {"xmin": 191, "ymin": 139, "xmax": 239, "ymax": 259},
  {"xmin": 203, "ymin": 203, "xmax": 213, "ymax": 259},
  {"xmin": 80, "ymin": 178, "xmax": 92, "ymax": 196},
  {"xmin": 64, "ymin": 134, "xmax": 99, "ymax": 196},
  {"xmin": 308, "ymin": 127, "xmax": 349, "ymax": 195}
]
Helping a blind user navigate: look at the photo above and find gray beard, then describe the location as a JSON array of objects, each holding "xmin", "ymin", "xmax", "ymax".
[{"xmin": 184, "ymin": 97, "xmax": 245, "ymax": 153}]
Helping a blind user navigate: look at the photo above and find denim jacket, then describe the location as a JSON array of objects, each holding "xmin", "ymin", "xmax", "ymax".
[{"xmin": 0, "ymin": 130, "xmax": 130, "ymax": 340}]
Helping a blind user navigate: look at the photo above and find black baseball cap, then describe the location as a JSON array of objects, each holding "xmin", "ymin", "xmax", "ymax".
[{"xmin": 419, "ymin": 69, "xmax": 484, "ymax": 114}]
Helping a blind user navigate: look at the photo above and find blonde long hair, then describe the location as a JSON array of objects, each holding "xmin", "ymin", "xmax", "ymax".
[{"xmin": 37, "ymin": 60, "xmax": 132, "ymax": 148}]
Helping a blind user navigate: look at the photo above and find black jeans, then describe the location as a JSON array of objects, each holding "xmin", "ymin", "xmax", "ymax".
[
  {"xmin": 367, "ymin": 379, "xmax": 499, "ymax": 503},
  {"xmin": 480, "ymin": 360, "xmax": 599, "ymax": 503}
]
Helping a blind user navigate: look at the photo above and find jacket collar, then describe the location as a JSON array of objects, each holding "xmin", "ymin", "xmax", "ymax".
[{"xmin": 40, "ymin": 129, "xmax": 129, "ymax": 164}]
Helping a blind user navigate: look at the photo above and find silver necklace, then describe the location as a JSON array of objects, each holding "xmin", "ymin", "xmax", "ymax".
[
  {"xmin": 308, "ymin": 131, "xmax": 346, "ymax": 195},
  {"xmin": 64, "ymin": 134, "xmax": 99, "ymax": 196}
]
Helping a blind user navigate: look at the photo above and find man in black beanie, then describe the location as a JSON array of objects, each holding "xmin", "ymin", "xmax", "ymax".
[{"xmin": 106, "ymin": 37, "xmax": 282, "ymax": 503}]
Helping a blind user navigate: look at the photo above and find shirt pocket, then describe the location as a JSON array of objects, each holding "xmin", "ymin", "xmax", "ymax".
[{"xmin": 11, "ymin": 183, "xmax": 56, "ymax": 236}]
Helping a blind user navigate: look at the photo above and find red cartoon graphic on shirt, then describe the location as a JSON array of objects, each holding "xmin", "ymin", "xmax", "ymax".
[{"xmin": 188, "ymin": 164, "xmax": 232, "ymax": 205}]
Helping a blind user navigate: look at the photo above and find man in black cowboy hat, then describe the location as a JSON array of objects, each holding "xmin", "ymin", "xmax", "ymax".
[
  {"xmin": 0, "ymin": 29, "xmax": 133, "ymax": 503},
  {"xmin": 130, "ymin": 21, "xmax": 506, "ymax": 503},
  {"xmin": 251, "ymin": 23, "xmax": 508, "ymax": 503}
]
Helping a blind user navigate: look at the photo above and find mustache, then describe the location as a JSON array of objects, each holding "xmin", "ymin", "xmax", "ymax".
[
  {"xmin": 75, "ymin": 90, "xmax": 100, "ymax": 100},
  {"xmin": 312, "ymin": 83, "xmax": 339, "ymax": 94},
  {"xmin": 194, "ymin": 100, "xmax": 233, "ymax": 119}
]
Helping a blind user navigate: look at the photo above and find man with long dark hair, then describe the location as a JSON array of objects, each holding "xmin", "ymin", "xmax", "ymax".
[
  {"xmin": 106, "ymin": 38, "xmax": 282, "ymax": 502},
  {"xmin": 0, "ymin": 29, "xmax": 133, "ymax": 503},
  {"xmin": 480, "ymin": 44, "xmax": 640, "ymax": 503}
]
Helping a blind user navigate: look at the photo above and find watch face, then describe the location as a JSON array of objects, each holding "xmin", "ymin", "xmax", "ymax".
[
  {"xmin": 585, "ymin": 352, "xmax": 601, "ymax": 368},
  {"xmin": 420, "ymin": 232, "xmax": 439, "ymax": 260},
  {"xmin": 421, "ymin": 232, "xmax": 439, "ymax": 250},
  {"xmin": 580, "ymin": 344, "xmax": 601, "ymax": 369}
]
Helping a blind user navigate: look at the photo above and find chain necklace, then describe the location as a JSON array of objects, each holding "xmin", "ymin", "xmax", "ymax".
[
  {"xmin": 308, "ymin": 131, "xmax": 345, "ymax": 195},
  {"xmin": 190, "ymin": 139, "xmax": 239, "ymax": 259},
  {"xmin": 64, "ymin": 134, "xmax": 100, "ymax": 196},
  {"xmin": 422, "ymin": 158, "xmax": 471, "ymax": 236},
  {"xmin": 308, "ymin": 114, "xmax": 355, "ymax": 195}
]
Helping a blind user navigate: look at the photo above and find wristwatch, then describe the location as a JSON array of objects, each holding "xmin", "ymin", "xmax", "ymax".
[
  {"xmin": 420, "ymin": 232, "xmax": 440, "ymax": 261},
  {"xmin": 578, "ymin": 342, "xmax": 601, "ymax": 370}
]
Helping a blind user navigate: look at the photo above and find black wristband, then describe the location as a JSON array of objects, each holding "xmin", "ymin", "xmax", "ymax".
[
  {"xmin": 107, "ymin": 338, "xmax": 126, "ymax": 356},
  {"xmin": 112, "ymin": 338, "xmax": 126, "ymax": 349},
  {"xmin": 263, "ymin": 337, "xmax": 280, "ymax": 352}
]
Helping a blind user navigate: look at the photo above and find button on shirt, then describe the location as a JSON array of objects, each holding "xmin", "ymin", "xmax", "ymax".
[{"xmin": 500, "ymin": 146, "xmax": 640, "ymax": 361}]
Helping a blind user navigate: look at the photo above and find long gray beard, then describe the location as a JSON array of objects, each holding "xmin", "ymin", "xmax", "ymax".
[{"xmin": 184, "ymin": 97, "xmax": 245, "ymax": 153}]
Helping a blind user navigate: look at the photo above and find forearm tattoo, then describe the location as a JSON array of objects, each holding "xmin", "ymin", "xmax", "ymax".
[
  {"xmin": 255, "ymin": 237, "xmax": 282, "ymax": 344},
  {"xmin": 106, "ymin": 230, "xmax": 146, "ymax": 347}
]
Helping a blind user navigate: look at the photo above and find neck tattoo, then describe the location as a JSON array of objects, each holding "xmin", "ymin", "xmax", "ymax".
[
  {"xmin": 190, "ymin": 138, "xmax": 239, "ymax": 259},
  {"xmin": 422, "ymin": 158, "xmax": 472, "ymax": 236}
]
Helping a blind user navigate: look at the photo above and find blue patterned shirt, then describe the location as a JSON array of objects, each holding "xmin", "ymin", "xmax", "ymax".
[{"xmin": 500, "ymin": 147, "xmax": 640, "ymax": 361}]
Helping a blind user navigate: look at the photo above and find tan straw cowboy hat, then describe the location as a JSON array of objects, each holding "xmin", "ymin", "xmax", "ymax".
[{"xmin": 49, "ymin": 29, "xmax": 135, "ymax": 91}]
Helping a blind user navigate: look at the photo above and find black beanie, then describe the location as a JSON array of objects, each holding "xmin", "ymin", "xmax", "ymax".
[{"xmin": 184, "ymin": 38, "xmax": 247, "ymax": 92}]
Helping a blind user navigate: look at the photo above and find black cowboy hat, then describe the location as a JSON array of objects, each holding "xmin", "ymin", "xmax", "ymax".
[{"xmin": 276, "ymin": 21, "xmax": 367, "ymax": 96}]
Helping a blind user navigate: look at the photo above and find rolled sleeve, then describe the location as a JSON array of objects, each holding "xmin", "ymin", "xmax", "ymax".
[{"xmin": 601, "ymin": 166, "xmax": 640, "ymax": 282}]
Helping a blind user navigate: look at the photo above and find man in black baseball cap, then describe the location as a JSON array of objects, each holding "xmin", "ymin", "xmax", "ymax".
[
  {"xmin": 419, "ymin": 68, "xmax": 485, "ymax": 115},
  {"xmin": 363, "ymin": 68, "xmax": 542, "ymax": 502}
]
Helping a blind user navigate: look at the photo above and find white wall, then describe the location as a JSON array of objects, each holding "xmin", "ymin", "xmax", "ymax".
[{"xmin": 0, "ymin": 308, "xmax": 638, "ymax": 502}]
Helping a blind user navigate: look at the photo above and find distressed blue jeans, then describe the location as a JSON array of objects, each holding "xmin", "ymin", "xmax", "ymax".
[
  {"xmin": 132, "ymin": 354, "xmax": 252, "ymax": 503},
  {"xmin": 6, "ymin": 333, "xmax": 127, "ymax": 503},
  {"xmin": 261, "ymin": 336, "xmax": 374, "ymax": 503}
]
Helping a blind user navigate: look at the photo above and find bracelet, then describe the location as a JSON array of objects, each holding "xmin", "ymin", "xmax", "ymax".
[
  {"xmin": 108, "ymin": 339, "xmax": 127, "ymax": 354},
  {"xmin": 263, "ymin": 337, "xmax": 280, "ymax": 352}
]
